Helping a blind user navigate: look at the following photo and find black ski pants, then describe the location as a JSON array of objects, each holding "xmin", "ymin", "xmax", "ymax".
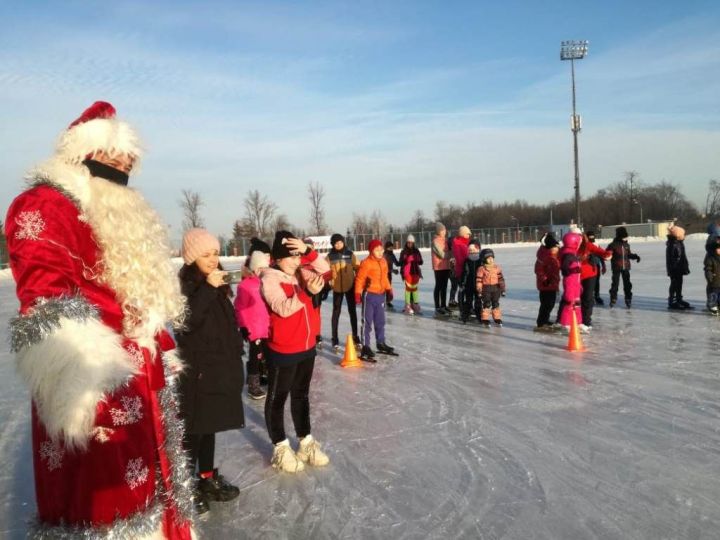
[
  {"xmin": 433, "ymin": 269, "xmax": 450, "ymax": 309},
  {"xmin": 609, "ymin": 269, "xmax": 632, "ymax": 301},
  {"xmin": 537, "ymin": 290, "xmax": 557, "ymax": 326},
  {"xmin": 668, "ymin": 273, "xmax": 684, "ymax": 303},
  {"xmin": 265, "ymin": 353, "xmax": 315, "ymax": 445},
  {"xmin": 581, "ymin": 276, "xmax": 597, "ymax": 326},
  {"xmin": 331, "ymin": 290, "xmax": 358, "ymax": 344}
]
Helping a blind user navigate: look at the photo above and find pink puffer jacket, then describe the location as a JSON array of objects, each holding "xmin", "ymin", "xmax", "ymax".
[
  {"xmin": 234, "ymin": 274, "xmax": 270, "ymax": 341},
  {"xmin": 559, "ymin": 232, "xmax": 583, "ymax": 326}
]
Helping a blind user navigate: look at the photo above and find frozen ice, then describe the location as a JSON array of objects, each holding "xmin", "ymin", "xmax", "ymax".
[{"xmin": 1, "ymin": 237, "xmax": 719, "ymax": 539}]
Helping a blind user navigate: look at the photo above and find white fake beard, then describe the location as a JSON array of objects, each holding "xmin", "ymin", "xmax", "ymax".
[{"xmin": 83, "ymin": 177, "xmax": 185, "ymax": 347}]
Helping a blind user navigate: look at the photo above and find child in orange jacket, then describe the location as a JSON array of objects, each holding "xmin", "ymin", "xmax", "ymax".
[
  {"xmin": 476, "ymin": 248, "xmax": 506, "ymax": 327},
  {"xmin": 355, "ymin": 239, "xmax": 395, "ymax": 360}
]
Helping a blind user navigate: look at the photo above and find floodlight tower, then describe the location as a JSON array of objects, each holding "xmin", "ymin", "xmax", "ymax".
[{"xmin": 560, "ymin": 40, "xmax": 588, "ymax": 226}]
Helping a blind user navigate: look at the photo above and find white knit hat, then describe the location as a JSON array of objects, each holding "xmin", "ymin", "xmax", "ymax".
[{"xmin": 407, "ymin": 234, "xmax": 416, "ymax": 243}]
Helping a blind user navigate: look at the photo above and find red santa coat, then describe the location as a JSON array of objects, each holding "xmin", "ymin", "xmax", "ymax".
[{"xmin": 6, "ymin": 166, "xmax": 194, "ymax": 538}]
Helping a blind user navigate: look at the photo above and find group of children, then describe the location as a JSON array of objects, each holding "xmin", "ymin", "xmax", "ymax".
[
  {"xmin": 532, "ymin": 222, "xmax": 720, "ymax": 334},
  {"xmin": 205, "ymin": 221, "xmax": 719, "ymax": 487}
]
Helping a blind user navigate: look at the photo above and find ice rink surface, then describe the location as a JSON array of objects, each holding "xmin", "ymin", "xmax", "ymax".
[{"xmin": 1, "ymin": 237, "xmax": 718, "ymax": 539}]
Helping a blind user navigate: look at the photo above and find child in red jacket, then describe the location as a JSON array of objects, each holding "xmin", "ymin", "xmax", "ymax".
[
  {"xmin": 534, "ymin": 233, "xmax": 561, "ymax": 331},
  {"xmin": 260, "ymin": 231, "xmax": 331, "ymax": 473}
]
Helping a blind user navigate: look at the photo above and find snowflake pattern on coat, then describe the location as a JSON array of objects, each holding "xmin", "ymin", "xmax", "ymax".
[
  {"xmin": 110, "ymin": 396, "xmax": 144, "ymax": 426},
  {"xmin": 91, "ymin": 426, "xmax": 115, "ymax": 444},
  {"xmin": 39, "ymin": 440, "xmax": 64, "ymax": 471},
  {"xmin": 126, "ymin": 344, "xmax": 145, "ymax": 369},
  {"xmin": 15, "ymin": 210, "xmax": 46, "ymax": 241},
  {"xmin": 125, "ymin": 457, "xmax": 149, "ymax": 490}
]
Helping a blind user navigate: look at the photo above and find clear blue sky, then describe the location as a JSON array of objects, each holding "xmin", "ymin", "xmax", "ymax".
[{"xmin": 1, "ymin": 0, "xmax": 718, "ymax": 242}]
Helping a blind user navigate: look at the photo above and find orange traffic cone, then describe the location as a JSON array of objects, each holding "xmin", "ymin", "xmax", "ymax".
[
  {"xmin": 340, "ymin": 334, "xmax": 363, "ymax": 368},
  {"xmin": 566, "ymin": 309, "xmax": 586, "ymax": 352}
]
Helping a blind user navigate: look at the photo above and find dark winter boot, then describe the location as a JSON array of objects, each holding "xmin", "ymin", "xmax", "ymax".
[
  {"xmin": 247, "ymin": 374, "xmax": 266, "ymax": 400},
  {"xmin": 192, "ymin": 486, "xmax": 210, "ymax": 514},
  {"xmin": 678, "ymin": 299, "xmax": 692, "ymax": 309},
  {"xmin": 198, "ymin": 469, "xmax": 240, "ymax": 502},
  {"xmin": 448, "ymin": 300, "xmax": 459, "ymax": 309},
  {"xmin": 668, "ymin": 299, "xmax": 683, "ymax": 310},
  {"xmin": 360, "ymin": 345, "xmax": 377, "ymax": 362},
  {"xmin": 609, "ymin": 297, "xmax": 617, "ymax": 307},
  {"xmin": 595, "ymin": 296, "xmax": 604, "ymax": 306},
  {"xmin": 377, "ymin": 342, "xmax": 395, "ymax": 354},
  {"xmin": 625, "ymin": 298, "xmax": 632, "ymax": 309},
  {"xmin": 353, "ymin": 335, "xmax": 362, "ymax": 349}
]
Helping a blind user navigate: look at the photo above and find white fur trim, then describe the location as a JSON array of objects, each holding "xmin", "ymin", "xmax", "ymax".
[
  {"xmin": 162, "ymin": 348, "xmax": 185, "ymax": 375},
  {"xmin": 27, "ymin": 159, "xmax": 93, "ymax": 211},
  {"xmin": 57, "ymin": 118, "xmax": 143, "ymax": 164},
  {"xmin": 16, "ymin": 316, "xmax": 137, "ymax": 449}
]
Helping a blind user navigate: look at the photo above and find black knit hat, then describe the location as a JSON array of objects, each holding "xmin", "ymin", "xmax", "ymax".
[
  {"xmin": 272, "ymin": 230, "xmax": 298, "ymax": 259},
  {"xmin": 249, "ymin": 237, "xmax": 271, "ymax": 255},
  {"xmin": 469, "ymin": 238, "xmax": 481, "ymax": 249},
  {"xmin": 616, "ymin": 226, "xmax": 628, "ymax": 239},
  {"xmin": 330, "ymin": 233, "xmax": 345, "ymax": 246},
  {"xmin": 384, "ymin": 241, "xmax": 394, "ymax": 249},
  {"xmin": 480, "ymin": 248, "xmax": 495, "ymax": 262},
  {"xmin": 542, "ymin": 233, "xmax": 559, "ymax": 249}
]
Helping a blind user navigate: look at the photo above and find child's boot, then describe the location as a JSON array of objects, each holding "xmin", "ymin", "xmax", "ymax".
[
  {"xmin": 296, "ymin": 435, "xmax": 330, "ymax": 467},
  {"xmin": 271, "ymin": 439, "xmax": 305, "ymax": 473}
]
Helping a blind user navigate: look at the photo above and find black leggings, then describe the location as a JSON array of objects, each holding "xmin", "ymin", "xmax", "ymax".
[
  {"xmin": 331, "ymin": 290, "xmax": 358, "ymax": 343},
  {"xmin": 433, "ymin": 269, "xmax": 450, "ymax": 309},
  {"xmin": 265, "ymin": 353, "xmax": 316, "ymax": 444},
  {"xmin": 185, "ymin": 433, "xmax": 215, "ymax": 475}
]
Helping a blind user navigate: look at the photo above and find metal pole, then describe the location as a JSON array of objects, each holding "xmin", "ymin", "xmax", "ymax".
[{"xmin": 571, "ymin": 58, "xmax": 581, "ymax": 226}]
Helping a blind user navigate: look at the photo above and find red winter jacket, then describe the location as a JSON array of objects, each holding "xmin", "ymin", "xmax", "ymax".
[
  {"xmin": 452, "ymin": 236, "xmax": 470, "ymax": 279},
  {"xmin": 535, "ymin": 246, "xmax": 560, "ymax": 292},
  {"xmin": 579, "ymin": 240, "xmax": 611, "ymax": 280},
  {"xmin": 261, "ymin": 250, "xmax": 330, "ymax": 363}
]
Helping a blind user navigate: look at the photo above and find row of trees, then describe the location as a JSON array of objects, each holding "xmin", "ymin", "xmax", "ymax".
[{"xmin": 179, "ymin": 175, "xmax": 717, "ymax": 253}]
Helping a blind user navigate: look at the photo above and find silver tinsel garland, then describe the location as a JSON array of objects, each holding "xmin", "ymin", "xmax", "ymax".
[
  {"xmin": 28, "ymin": 500, "xmax": 164, "ymax": 539},
  {"xmin": 10, "ymin": 295, "xmax": 99, "ymax": 353},
  {"xmin": 158, "ymin": 353, "xmax": 196, "ymax": 525}
]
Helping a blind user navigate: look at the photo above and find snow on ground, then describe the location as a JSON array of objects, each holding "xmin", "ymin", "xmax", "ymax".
[{"xmin": 1, "ymin": 238, "xmax": 719, "ymax": 539}]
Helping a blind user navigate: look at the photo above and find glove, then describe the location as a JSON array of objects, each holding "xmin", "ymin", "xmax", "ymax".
[
  {"xmin": 501, "ymin": 291, "xmax": 506, "ymax": 297},
  {"xmin": 387, "ymin": 290, "xmax": 393, "ymax": 301},
  {"xmin": 601, "ymin": 267, "xmax": 607, "ymax": 275},
  {"xmin": 636, "ymin": 255, "xmax": 641, "ymax": 263},
  {"xmin": 393, "ymin": 269, "xmax": 399, "ymax": 275},
  {"xmin": 355, "ymin": 293, "xmax": 362, "ymax": 305}
]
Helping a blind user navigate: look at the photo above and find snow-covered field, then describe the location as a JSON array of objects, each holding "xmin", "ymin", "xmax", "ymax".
[{"xmin": 1, "ymin": 237, "xmax": 719, "ymax": 539}]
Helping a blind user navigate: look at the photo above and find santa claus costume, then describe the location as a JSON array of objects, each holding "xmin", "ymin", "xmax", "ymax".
[{"xmin": 5, "ymin": 102, "xmax": 195, "ymax": 538}]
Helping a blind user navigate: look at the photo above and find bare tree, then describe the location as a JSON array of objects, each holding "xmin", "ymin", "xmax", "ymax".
[
  {"xmin": 272, "ymin": 213, "xmax": 292, "ymax": 233},
  {"xmin": 307, "ymin": 181, "xmax": 327, "ymax": 235},
  {"xmin": 705, "ymin": 179, "xmax": 720, "ymax": 217},
  {"xmin": 179, "ymin": 189, "xmax": 205, "ymax": 232},
  {"xmin": 368, "ymin": 210, "xmax": 386, "ymax": 238},
  {"xmin": 243, "ymin": 189, "xmax": 277, "ymax": 238}
]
